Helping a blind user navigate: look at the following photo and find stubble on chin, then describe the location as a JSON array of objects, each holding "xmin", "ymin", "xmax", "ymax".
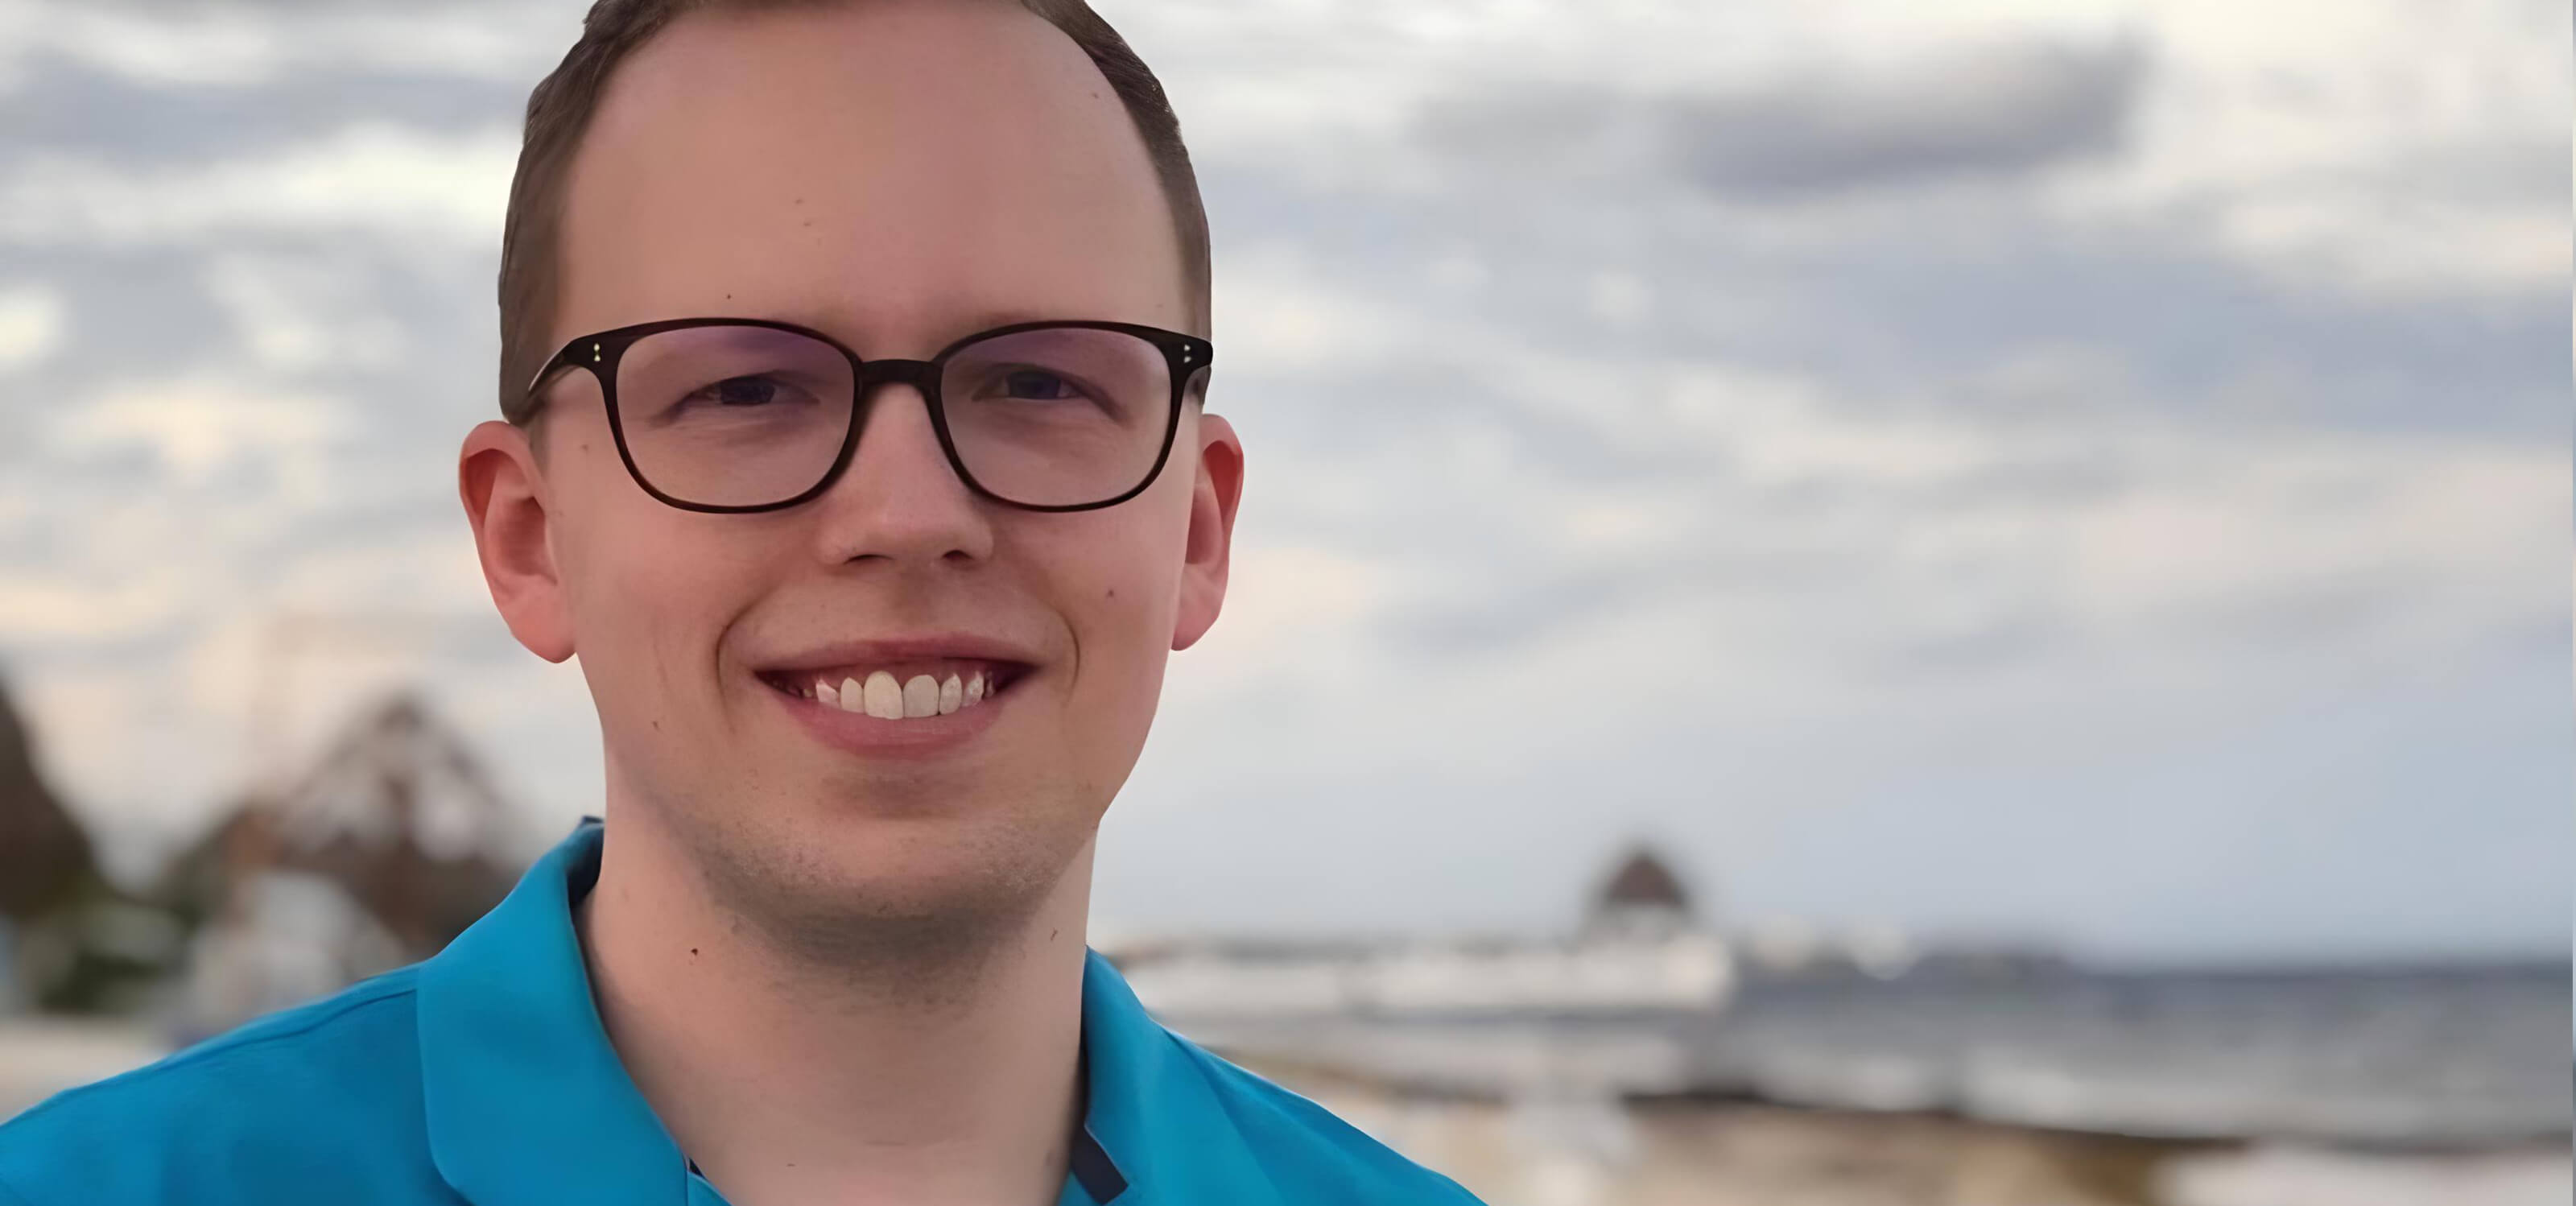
[{"xmin": 673, "ymin": 789, "xmax": 1089, "ymax": 1010}]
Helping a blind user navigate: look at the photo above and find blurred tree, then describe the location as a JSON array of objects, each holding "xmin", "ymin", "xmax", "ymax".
[
  {"xmin": 0, "ymin": 671, "xmax": 183, "ymax": 1014},
  {"xmin": 0, "ymin": 673, "xmax": 93, "ymax": 919}
]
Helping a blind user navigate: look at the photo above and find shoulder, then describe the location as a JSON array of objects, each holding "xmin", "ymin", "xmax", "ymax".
[
  {"xmin": 1164, "ymin": 1032, "xmax": 1488, "ymax": 1205},
  {"xmin": 0, "ymin": 969, "xmax": 452, "ymax": 1206}
]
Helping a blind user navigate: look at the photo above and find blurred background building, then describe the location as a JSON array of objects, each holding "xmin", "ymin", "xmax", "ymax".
[
  {"xmin": 0, "ymin": 1, "xmax": 2568, "ymax": 1204},
  {"xmin": 0, "ymin": 680, "xmax": 514, "ymax": 1044},
  {"xmin": 151, "ymin": 692, "xmax": 518, "ymax": 1040}
]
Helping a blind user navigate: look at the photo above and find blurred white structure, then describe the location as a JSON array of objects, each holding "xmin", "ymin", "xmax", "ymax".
[
  {"xmin": 177, "ymin": 871, "xmax": 410, "ymax": 1039},
  {"xmin": 1113, "ymin": 845, "xmax": 1732, "ymax": 1019}
]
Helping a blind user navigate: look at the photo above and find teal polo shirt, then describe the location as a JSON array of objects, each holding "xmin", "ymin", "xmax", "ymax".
[{"xmin": 0, "ymin": 820, "xmax": 1482, "ymax": 1205}]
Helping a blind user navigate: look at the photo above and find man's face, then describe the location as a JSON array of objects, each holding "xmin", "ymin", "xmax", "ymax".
[{"xmin": 463, "ymin": 0, "xmax": 1239, "ymax": 938}]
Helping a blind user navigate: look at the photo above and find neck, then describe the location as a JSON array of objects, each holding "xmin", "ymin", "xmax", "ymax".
[{"xmin": 577, "ymin": 801, "xmax": 1094, "ymax": 1206}]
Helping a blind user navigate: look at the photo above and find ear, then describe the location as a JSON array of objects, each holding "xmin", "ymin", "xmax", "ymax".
[
  {"xmin": 460, "ymin": 419, "xmax": 576, "ymax": 663},
  {"xmin": 1171, "ymin": 411, "xmax": 1244, "ymax": 652}
]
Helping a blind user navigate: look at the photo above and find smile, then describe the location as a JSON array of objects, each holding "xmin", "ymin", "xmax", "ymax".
[{"xmin": 757, "ymin": 659, "xmax": 1029, "ymax": 721}]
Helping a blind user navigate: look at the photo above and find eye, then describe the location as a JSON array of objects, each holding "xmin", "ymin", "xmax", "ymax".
[
  {"xmin": 691, "ymin": 376, "xmax": 785, "ymax": 407},
  {"xmin": 952, "ymin": 357, "xmax": 1125, "ymax": 422},
  {"xmin": 997, "ymin": 368, "xmax": 1081, "ymax": 402}
]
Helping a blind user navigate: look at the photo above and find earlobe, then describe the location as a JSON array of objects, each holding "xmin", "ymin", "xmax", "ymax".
[
  {"xmin": 459, "ymin": 419, "xmax": 576, "ymax": 663},
  {"xmin": 1171, "ymin": 411, "xmax": 1244, "ymax": 652}
]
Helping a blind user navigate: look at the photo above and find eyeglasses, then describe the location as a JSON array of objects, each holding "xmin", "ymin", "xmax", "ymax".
[{"xmin": 523, "ymin": 317, "xmax": 1213, "ymax": 513}]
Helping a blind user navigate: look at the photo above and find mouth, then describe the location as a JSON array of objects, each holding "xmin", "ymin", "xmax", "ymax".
[{"xmin": 755, "ymin": 657, "xmax": 1034, "ymax": 721}]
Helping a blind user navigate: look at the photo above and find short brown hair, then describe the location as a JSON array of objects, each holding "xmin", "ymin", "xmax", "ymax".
[{"xmin": 495, "ymin": 0, "xmax": 1212, "ymax": 425}]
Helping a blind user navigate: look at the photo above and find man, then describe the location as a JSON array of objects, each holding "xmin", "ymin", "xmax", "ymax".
[{"xmin": 0, "ymin": 2, "xmax": 1486, "ymax": 1203}]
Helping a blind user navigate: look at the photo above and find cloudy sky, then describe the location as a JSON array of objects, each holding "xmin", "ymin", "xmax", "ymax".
[{"xmin": 0, "ymin": 0, "xmax": 2564, "ymax": 962}]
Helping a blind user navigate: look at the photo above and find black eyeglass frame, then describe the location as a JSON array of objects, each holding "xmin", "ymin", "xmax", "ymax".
[{"xmin": 523, "ymin": 316, "xmax": 1214, "ymax": 514}]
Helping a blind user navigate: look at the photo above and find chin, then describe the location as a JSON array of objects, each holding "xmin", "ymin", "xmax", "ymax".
[{"xmin": 699, "ymin": 797, "xmax": 1082, "ymax": 943}]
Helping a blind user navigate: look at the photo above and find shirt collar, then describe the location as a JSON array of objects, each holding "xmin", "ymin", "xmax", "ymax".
[{"xmin": 417, "ymin": 818, "xmax": 1274, "ymax": 1206}]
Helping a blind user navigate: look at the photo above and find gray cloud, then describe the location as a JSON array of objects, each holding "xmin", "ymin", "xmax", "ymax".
[
  {"xmin": 1871, "ymin": 610, "xmax": 2070, "ymax": 676},
  {"xmin": 6, "ymin": 58, "xmax": 524, "ymax": 163},
  {"xmin": 1209, "ymin": 146, "xmax": 2567, "ymax": 443},
  {"xmin": 1666, "ymin": 37, "xmax": 2149, "ymax": 196},
  {"xmin": 1412, "ymin": 35, "xmax": 2150, "ymax": 200}
]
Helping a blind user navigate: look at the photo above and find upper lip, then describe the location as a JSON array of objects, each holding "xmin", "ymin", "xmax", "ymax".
[{"xmin": 751, "ymin": 632, "xmax": 1043, "ymax": 675}]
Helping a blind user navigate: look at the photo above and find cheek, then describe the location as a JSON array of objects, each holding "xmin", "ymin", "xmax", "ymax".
[
  {"xmin": 555, "ymin": 455, "xmax": 770, "ymax": 706},
  {"xmin": 1031, "ymin": 504, "xmax": 1191, "ymax": 702}
]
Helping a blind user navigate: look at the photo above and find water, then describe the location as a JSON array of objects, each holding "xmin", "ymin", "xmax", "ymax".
[
  {"xmin": 1696, "ymin": 961, "xmax": 2572, "ymax": 1144},
  {"xmin": 1170, "ymin": 960, "xmax": 2573, "ymax": 1147}
]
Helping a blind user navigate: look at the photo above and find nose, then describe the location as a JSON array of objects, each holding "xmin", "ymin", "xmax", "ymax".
[{"xmin": 808, "ymin": 376, "xmax": 996, "ymax": 566}]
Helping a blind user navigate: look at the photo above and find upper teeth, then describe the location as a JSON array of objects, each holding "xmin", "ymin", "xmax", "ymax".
[{"xmin": 813, "ymin": 670, "xmax": 993, "ymax": 718}]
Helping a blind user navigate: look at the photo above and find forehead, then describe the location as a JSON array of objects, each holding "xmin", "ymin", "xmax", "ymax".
[{"xmin": 554, "ymin": 0, "xmax": 1187, "ymax": 355}]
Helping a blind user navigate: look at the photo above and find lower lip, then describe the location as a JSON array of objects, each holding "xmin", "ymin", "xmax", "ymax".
[{"xmin": 769, "ymin": 675, "xmax": 1017, "ymax": 759}]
